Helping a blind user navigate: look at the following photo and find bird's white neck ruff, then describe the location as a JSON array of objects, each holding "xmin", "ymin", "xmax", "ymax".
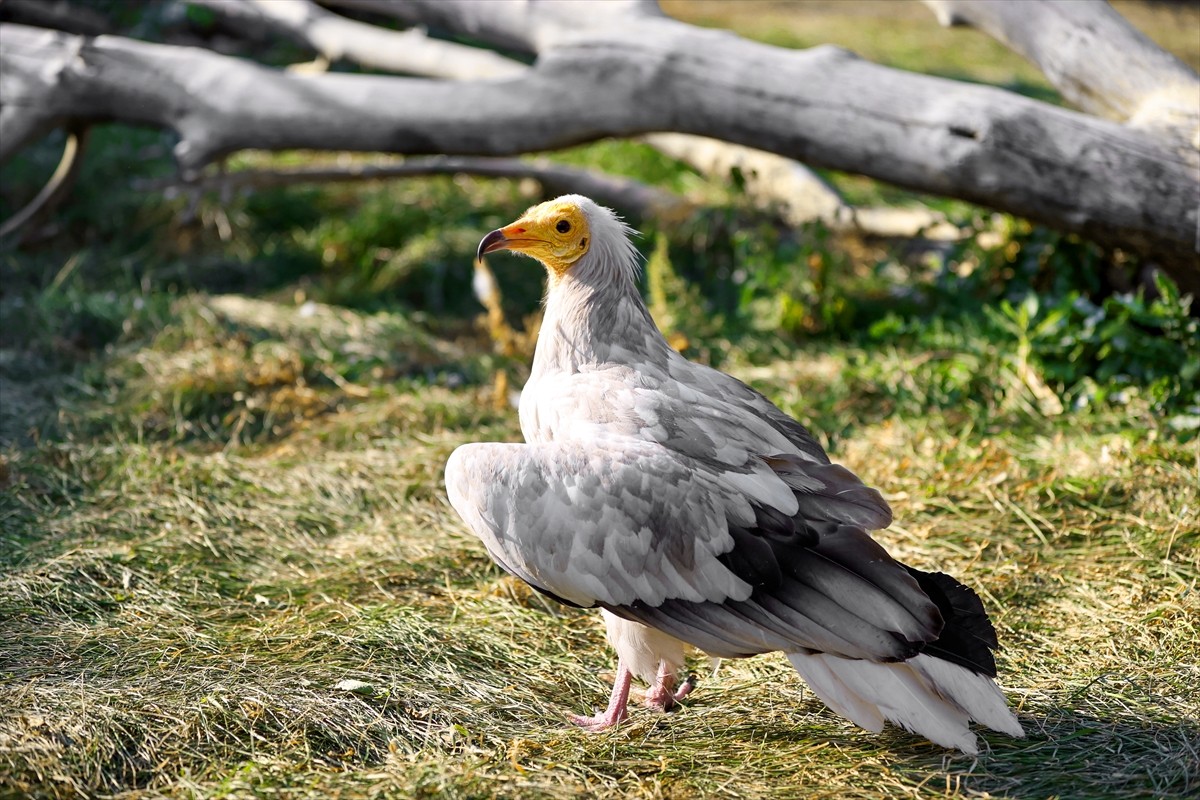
[{"xmin": 533, "ymin": 201, "xmax": 665, "ymax": 375}]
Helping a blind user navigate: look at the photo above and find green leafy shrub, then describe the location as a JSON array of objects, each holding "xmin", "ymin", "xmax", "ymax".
[{"xmin": 863, "ymin": 272, "xmax": 1198, "ymax": 427}]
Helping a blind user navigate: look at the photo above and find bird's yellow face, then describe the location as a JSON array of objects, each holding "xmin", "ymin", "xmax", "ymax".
[{"xmin": 477, "ymin": 199, "xmax": 591, "ymax": 278}]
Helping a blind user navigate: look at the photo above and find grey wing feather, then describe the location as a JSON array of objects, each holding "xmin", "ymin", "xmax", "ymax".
[
  {"xmin": 445, "ymin": 439, "xmax": 754, "ymax": 608},
  {"xmin": 766, "ymin": 454, "xmax": 893, "ymax": 529},
  {"xmin": 689, "ymin": 364, "xmax": 894, "ymax": 528},
  {"xmin": 646, "ymin": 361, "xmax": 894, "ymax": 529},
  {"xmin": 669, "ymin": 359, "xmax": 832, "ymax": 466},
  {"xmin": 612, "ymin": 522, "xmax": 944, "ymax": 662},
  {"xmin": 445, "ymin": 436, "xmax": 940, "ymax": 666}
]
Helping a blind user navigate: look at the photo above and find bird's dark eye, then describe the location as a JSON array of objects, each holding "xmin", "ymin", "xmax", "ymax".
[{"xmin": 556, "ymin": 220, "xmax": 571, "ymax": 234}]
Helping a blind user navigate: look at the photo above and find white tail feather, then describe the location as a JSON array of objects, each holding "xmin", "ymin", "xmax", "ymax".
[
  {"xmin": 832, "ymin": 656, "xmax": 977, "ymax": 753},
  {"xmin": 787, "ymin": 652, "xmax": 1024, "ymax": 754},
  {"xmin": 787, "ymin": 652, "xmax": 884, "ymax": 732},
  {"xmin": 910, "ymin": 654, "xmax": 1025, "ymax": 738}
]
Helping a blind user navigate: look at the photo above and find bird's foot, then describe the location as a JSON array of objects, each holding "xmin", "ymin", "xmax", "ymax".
[
  {"xmin": 643, "ymin": 687, "xmax": 676, "ymax": 712},
  {"xmin": 570, "ymin": 661, "xmax": 633, "ymax": 732},
  {"xmin": 644, "ymin": 672, "xmax": 697, "ymax": 712},
  {"xmin": 674, "ymin": 673, "xmax": 698, "ymax": 702},
  {"xmin": 568, "ymin": 705, "xmax": 628, "ymax": 732}
]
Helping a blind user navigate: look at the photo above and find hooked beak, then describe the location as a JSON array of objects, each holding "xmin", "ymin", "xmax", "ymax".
[{"xmin": 476, "ymin": 228, "xmax": 511, "ymax": 261}]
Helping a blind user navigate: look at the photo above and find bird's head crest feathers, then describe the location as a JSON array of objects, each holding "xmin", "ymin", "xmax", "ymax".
[{"xmin": 478, "ymin": 195, "xmax": 640, "ymax": 285}]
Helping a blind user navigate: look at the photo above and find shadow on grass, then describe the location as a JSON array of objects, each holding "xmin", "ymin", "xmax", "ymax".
[
  {"xmin": 985, "ymin": 710, "xmax": 1200, "ymax": 799},
  {"xmin": 690, "ymin": 707, "xmax": 1198, "ymax": 799}
]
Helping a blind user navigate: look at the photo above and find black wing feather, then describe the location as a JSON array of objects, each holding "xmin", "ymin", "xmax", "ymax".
[
  {"xmin": 608, "ymin": 519, "xmax": 1003, "ymax": 677},
  {"xmin": 607, "ymin": 523, "xmax": 942, "ymax": 662},
  {"xmin": 903, "ymin": 568, "xmax": 1000, "ymax": 676}
]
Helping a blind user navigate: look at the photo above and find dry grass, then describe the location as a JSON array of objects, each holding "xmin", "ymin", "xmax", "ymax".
[{"xmin": 2, "ymin": 296, "xmax": 1197, "ymax": 800}]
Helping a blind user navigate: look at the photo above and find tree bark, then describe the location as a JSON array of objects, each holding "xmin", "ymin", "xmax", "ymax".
[
  {"xmin": 1, "ymin": 0, "xmax": 1196, "ymax": 291},
  {"xmin": 923, "ymin": 0, "xmax": 1200, "ymax": 139}
]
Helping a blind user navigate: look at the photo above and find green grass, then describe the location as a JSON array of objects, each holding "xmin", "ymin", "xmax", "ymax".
[{"xmin": 3, "ymin": 2, "xmax": 1200, "ymax": 798}]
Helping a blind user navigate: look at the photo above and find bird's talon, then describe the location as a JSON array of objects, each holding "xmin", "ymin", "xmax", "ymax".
[{"xmin": 674, "ymin": 674, "xmax": 698, "ymax": 702}]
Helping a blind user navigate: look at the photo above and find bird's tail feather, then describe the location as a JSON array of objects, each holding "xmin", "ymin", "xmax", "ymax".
[{"xmin": 786, "ymin": 651, "xmax": 1023, "ymax": 754}]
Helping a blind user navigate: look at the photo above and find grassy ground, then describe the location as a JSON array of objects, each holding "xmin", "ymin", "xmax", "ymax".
[
  {"xmin": 1, "ymin": 294, "xmax": 1196, "ymax": 799},
  {"xmin": 3, "ymin": 2, "xmax": 1200, "ymax": 799}
]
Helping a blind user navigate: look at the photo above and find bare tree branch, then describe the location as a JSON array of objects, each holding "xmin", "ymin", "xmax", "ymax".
[
  {"xmin": 1, "ymin": 4, "xmax": 1195, "ymax": 290},
  {"xmin": 923, "ymin": 0, "xmax": 1200, "ymax": 139},
  {"xmin": 640, "ymin": 133, "xmax": 964, "ymax": 240},
  {"xmin": 191, "ymin": 0, "xmax": 526, "ymax": 80},
  {"xmin": 320, "ymin": 0, "xmax": 662, "ymax": 55},
  {"xmin": 640, "ymin": 133, "xmax": 846, "ymax": 225},
  {"xmin": 0, "ymin": 126, "xmax": 89, "ymax": 241},
  {"xmin": 133, "ymin": 155, "xmax": 694, "ymax": 223}
]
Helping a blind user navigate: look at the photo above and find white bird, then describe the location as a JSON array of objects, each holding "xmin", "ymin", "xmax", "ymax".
[{"xmin": 445, "ymin": 195, "xmax": 1024, "ymax": 753}]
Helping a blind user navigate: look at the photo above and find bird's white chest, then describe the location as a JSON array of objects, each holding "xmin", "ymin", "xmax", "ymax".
[
  {"xmin": 518, "ymin": 376, "xmax": 547, "ymax": 443},
  {"xmin": 519, "ymin": 373, "xmax": 592, "ymax": 443},
  {"xmin": 519, "ymin": 369, "xmax": 651, "ymax": 445}
]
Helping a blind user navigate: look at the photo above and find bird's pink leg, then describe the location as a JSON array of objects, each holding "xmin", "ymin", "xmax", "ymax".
[
  {"xmin": 569, "ymin": 661, "xmax": 633, "ymax": 731},
  {"xmin": 644, "ymin": 660, "xmax": 697, "ymax": 711}
]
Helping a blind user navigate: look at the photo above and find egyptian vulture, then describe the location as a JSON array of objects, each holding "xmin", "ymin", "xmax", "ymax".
[{"xmin": 446, "ymin": 195, "xmax": 1024, "ymax": 753}]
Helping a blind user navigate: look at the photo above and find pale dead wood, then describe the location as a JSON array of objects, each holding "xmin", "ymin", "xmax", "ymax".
[
  {"xmin": 641, "ymin": 133, "xmax": 847, "ymax": 226},
  {"xmin": 190, "ymin": 0, "xmax": 525, "ymax": 81},
  {"xmin": 923, "ymin": 0, "xmax": 1200, "ymax": 139},
  {"xmin": 321, "ymin": 0, "xmax": 663, "ymax": 55},
  {"xmin": 1, "ymin": 0, "xmax": 1196, "ymax": 289},
  {"xmin": 640, "ymin": 133, "xmax": 961, "ymax": 240},
  {"xmin": 847, "ymin": 207, "xmax": 963, "ymax": 242},
  {"xmin": 0, "ymin": 127, "xmax": 89, "ymax": 240}
]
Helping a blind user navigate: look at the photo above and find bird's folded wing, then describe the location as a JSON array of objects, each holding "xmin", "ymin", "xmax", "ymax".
[
  {"xmin": 445, "ymin": 438, "xmax": 758, "ymax": 608},
  {"xmin": 446, "ymin": 438, "xmax": 946, "ymax": 666},
  {"xmin": 667, "ymin": 358, "xmax": 835, "ymax": 467}
]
